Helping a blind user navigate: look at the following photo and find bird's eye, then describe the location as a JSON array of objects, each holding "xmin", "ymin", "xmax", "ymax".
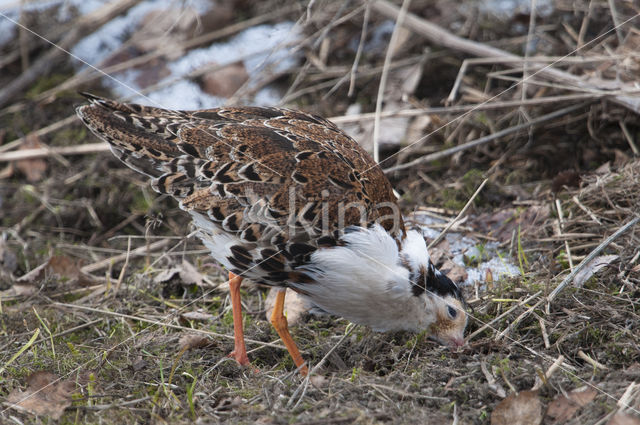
[{"xmin": 447, "ymin": 305, "xmax": 457, "ymax": 319}]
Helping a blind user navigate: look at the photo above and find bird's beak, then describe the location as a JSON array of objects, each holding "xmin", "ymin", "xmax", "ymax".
[{"xmin": 449, "ymin": 336, "xmax": 465, "ymax": 349}]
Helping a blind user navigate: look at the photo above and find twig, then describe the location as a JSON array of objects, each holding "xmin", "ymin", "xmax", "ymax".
[
  {"xmin": 555, "ymin": 199, "xmax": 574, "ymax": 271},
  {"xmin": 384, "ymin": 102, "xmax": 590, "ymax": 174},
  {"xmin": 286, "ymin": 324, "xmax": 356, "ymax": 409},
  {"xmin": 539, "ymin": 317, "xmax": 550, "ymax": 349},
  {"xmin": 0, "ymin": 115, "xmax": 81, "ymax": 155},
  {"xmin": 572, "ymin": 195, "xmax": 602, "ymax": 225},
  {"xmin": 480, "ymin": 360, "xmax": 506, "ymax": 398},
  {"xmin": 428, "ymin": 178, "xmax": 488, "ymax": 249},
  {"xmin": 366, "ymin": 382, "xmax": 448, "ymax": 401},
  {"xmin": 547, "ymin": 216, "xmax": 640, "ymax": 303},
  {"xmin": 80, "ymin": 239, "xmax": 170, "ymax": 274},
  {"xmin": 607, "ymin": 0, "xmax": 625, "ymax": 45},
  {"xmin": 521, "ymin": 0, "xmax": 537, "ymax": 102},
  {"xmin": 373, "ymin": 0, "xmax": 411, "ymax": 163},
  {"xmin": 619, "ymin": 121, "xmax": 639, "ymax": 155},
  {"xmin": 51, "ymin": 302, "xmax": 290, "ymax": 351},
  {"xmin": 578, "ymin": 350, "xmax": 609, "ymax": 371},
  {"xmin": 531, "ymin": 355, "xmax": 564, "ymax": 390},
  {"xmin": 0, "ymin": 0, "xmax": 139, "ymax": 108},
  {"xmin": 577, "ymin": 0, "xmax": 596, "ymax": 48},
  {"xmin": 5, "ymin": 6, "xmax": 298, "ymax": 112},
  {"xmin": 495, "ymin": 298, "xmax": 545, "ymax": 341},
  {"xmin": 466, "ymin": 291, "xmax": 541, "ymax": 342},
  {"xmin": 76, "ymin": 396, "xmax": 152, "ymax": 411},
  {"xmin": 348, "ymin": 2, "xmax": 370, "ymax": 97},
  {"xmin": 330, "ymin": 92, "xmax": 601, "ymax": 124},
  {"xmin": 113, "ymin": 236, "xmax": 132, "ymax": 295},
  {"xmin": 0, "ymin": 141, "xmax": 108, "ymax": 162},
  {"xmin": 371, "ymin": 0, "xmax": 640, "ymax": 113}
]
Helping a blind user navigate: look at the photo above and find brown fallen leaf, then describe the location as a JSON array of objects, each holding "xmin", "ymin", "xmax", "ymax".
[
  {"xmin": 179, "ymin": 260, "xmax": 207, "ymax": 286},
  {"xmin": 178, "ymin": 334, "xmax": 210, "ymax": 351},
  {"xmin": 154, "ymin": 261, "xmax": 208, "ymax": 287},
  {"xmin": 181, "ymin": 310, "xmax": 215, "ymax": 322},
  {"xmin": 439, "ymin": 259, "xmax": 468, "ymax": 284},
  {"xmin": 6, "ymin": 371, "xmax": 75, "ymax": 420},
  {"xmin": 0, "ymin": 162, "xmax": 13, "ymax": 179},
  {"xmin": 0, "ymin": 283, "xmax": 37, "ymax": 298},
  {"xmin": 17, "ymin": 255, "xmax": 92, "ymax": 286},
  {"xmin": 16, "ymin": 133, "xmax": 47, "ymax": 182},
  {"xmin": 573, "ymin": 255, "xmax": 619, "ymax": 287},
  {"xmin": 0, "ymin": 238, "xmax": 17, "ymax": 274},
  {"xmin": 201, "ymin": 62, "xmax": 250, "ymax": 98},
  {"xmin": 492, "ymin": 390, "xmax": 543, "ymax": 425},
  {"xmin": 608, "ymin": 413, "xmax": 640, "ymax": 425},
  {"xmin": 154, "ymin": 267, "xmax": 180, "ymax": 283},
  {"xmin": 216, "ymin": 396, "xmax": 243, "ymax": 411},
  {"xmin": 546, "ymin": 386, "xmax": 598, "ymax": 423}
]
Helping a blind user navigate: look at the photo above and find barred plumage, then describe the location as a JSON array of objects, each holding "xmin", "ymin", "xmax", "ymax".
[{"xmin": 77, "ymin": 93, "xmax": 467, "ymax": 374}]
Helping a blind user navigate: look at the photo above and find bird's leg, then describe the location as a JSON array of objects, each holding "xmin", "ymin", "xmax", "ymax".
[
  {"xmin": 270, "ymin": 289, "xmax": 309, "ymax": 375},
  {"xmin": 228, "ymin": 272, "xmax": 250, "ymax": 366}
]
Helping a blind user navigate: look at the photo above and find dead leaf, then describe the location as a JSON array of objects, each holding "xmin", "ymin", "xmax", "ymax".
[
  {"xmin": 608, "ymin": 413, "xmax": 640, "ymax": 425},
  {"xmin": 6, "ymin": 371, "xmax": 75, "ymax": 420},
  {"xmin": 178, "ymin": 334, "xmax": 210, "ymax": 351},
  {"xmin": 265, "ymin": 288, "xmax": 312, "ymax": 326},
  {"xmin": 16, "ymin": 134, "xmax": 47, "ymax": 182},
  {"xmin": 428, "ymin": 242, "xmax": 449, "ymax": 266},
  {"xmin": 216, "ymin": 396, "xmax": 243, "ymax": 411},
  {"xmin": 0, "ymin": 163, "xmax": 13, "ymax": 179},
  {"xmin": 131, "ymin": 356, "xmax": 148, "ymax": 372},
  {"xmin": 595, "ymin": 162, "xmax": 612, "ymax": 174},
  {"xmin": 439, "ymin": 259, "xmax": 468, "ymax": 284},
  {"xmin": 179, "ymin": 260, "xmax": 206, "ymax": 286},
  {"xmin": 0, "ymin": 283, "xmax": 37, "ymax": 298},
  {"xmin": 310, "ymin": 375, "xmax": 328, "ymax": 388},
  {"xmin": 546, "ymin": 386, "xmax": 598, "ymax": 423},
  {"xmin": 155, "ymin": 261, "xmax": 208, "ymax": 287},
  {"xmin": 181, "ymin": 310, "xmax": 215, "ymax": 322},
  {"xmin": 574, "ymin": 255, "xmax": 619, "ymax": 287},
  {"xmin": 0, "ymin": 238, "xmax": 17, "ymax": 273},
  {"xmin": 154, "ymin": 267, "xmax": 179, "ymax": 283},
  {"xmin": 201, "ymin": 62, "xmax": 250, "ymax": 98},
  {"xmin": 17, "ymin": 255, "xmax": 92, "ymax": 286},
  {"xmin": 491, "ymin": 390, "xmax": 543, "ymax": 425},
  {"xmin": 551, "ymin": 170, "xmax": 581, "ymax": 193}
]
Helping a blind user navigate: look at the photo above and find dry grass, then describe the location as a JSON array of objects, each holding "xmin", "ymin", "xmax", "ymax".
[{"xmin": 1, "ymin": 0, "xmax": 639, "ymax": 423}]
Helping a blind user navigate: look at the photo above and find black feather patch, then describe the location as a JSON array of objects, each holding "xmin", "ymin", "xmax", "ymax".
[
  {"xmin": 288, "ymin": 243, "xmax": 315, "ymax": 257},
  {"xmin": 412, "ymin": 263, "xmax": 463, "ymax": 302},
  {"xmin": 257, "ymin": 255, "xmax": 284, "ymax": 273},
  {"xmin": 316, "ymin": 235, "xmax": 336, "ymax": 247},
  {"xmin": 239, "ymin": 163, "xmax": 261, "ymax": 181},
  {"xmin": 228, "ymin": 245, "xmax": 253, "ymax": 270},
  {"xmin": 178, "ymin": 142, "xmax": 199, "ymax": 157}
]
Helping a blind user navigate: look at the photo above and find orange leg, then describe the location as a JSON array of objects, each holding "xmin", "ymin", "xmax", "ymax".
[
  {"xmin": 270, "ymin": 289, "xmax": 308, "ymax": 375},
  {"xmin": 228, "ymin": 272, "xmax": 250, "ymax": 366}
]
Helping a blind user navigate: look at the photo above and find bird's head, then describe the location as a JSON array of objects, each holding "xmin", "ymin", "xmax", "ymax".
[{"xmin": 401, "ymin": 230, "xmax": 468, "ymax": 348}]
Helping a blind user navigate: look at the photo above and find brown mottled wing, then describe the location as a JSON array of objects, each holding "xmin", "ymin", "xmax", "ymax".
[{"xmin": 76, "ymin": 94, "xmax": 402, "ymax": 284}]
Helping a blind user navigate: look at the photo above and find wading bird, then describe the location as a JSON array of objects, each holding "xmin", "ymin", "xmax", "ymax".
[{"xmin": 76, "ymin": 93, "xmax": 467, "ymax": 375}]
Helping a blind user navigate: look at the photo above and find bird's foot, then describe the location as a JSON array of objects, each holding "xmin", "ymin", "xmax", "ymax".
[
  {"xmin": 228, "ymin": 350, "xmax": 259, "ymax": 373},
  {"xmin": 228, "ymin": 349, "xmax": 250, "ymax": 366}
]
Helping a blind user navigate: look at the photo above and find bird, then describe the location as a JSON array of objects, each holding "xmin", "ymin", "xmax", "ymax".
[{"xmin": 76, "ymin": 93, "xmax": 468, "ymax": 375}]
